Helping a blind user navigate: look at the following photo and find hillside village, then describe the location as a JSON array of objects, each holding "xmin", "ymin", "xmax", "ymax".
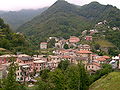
[
  {"xmin": 0, "ymin": 21, "xmax": 120, "ymax": 85},
  {"xmin": 0, "ymin": 0, "xmax": 120, "ymax": 89}
]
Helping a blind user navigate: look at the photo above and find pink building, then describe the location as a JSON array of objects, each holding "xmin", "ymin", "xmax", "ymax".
[
  {"xmin": 0, "ymin": 55, "xmax": 16, "ymax": 64},
  {"xmin": 78, "ymin": 44, "xmax": 91, "ymax": 51},
  {"xmin": 16, "ymin": 63, "xmax": 30, "ymax": 82},
  {"xmin": 85, "ymin": 36, "xmax": 92, "ymax": 41},
  {"xmin": 60, "ymin": 55, "xmax": 75, "ymax": 63},
  {"xmin": 16, "ymin": 56, "xmax": 34, "ymax": 72},
  {"xmin": 94, "ymin": 57, "xmax": 106, "ymax": 64},
  {"xmin": 69, "ymin": 36, "xmax": 80, "ymax": 43},
  {"xmin": 87, "ymin": 62, "xmax": 101, "ymax": 72},
  {"xmin": 33, "ymin": 60, "xmax": 47, "ymax": 72},
  {"xmin": 40, "ymin": 42, "xmax": 47, "ymax": 49},
  {"xmin": 0, "ymin": 58, "xmax": 7, "ymax": 64},
  {"xmin": 76, "ymin": 50, "xmax": 93, "ymax": 61}
]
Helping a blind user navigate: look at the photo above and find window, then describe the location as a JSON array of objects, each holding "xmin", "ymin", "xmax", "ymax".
[
  {"xmin": 21, "ymin": 77, "xmax": 23, "ymax": 80},
  {"xmin": 36, "ymin": 68, "xmax": 38, "ymax": 70},
  {"xmin": 20, "ymin": 72, "xmax": 22, "ymax": 75},
  {"xmin": 18, "ymin": 73, "xmax": 19, "ymax": 76}
]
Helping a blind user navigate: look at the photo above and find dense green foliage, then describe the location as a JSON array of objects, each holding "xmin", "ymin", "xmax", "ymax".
[
  {"xmin": 106, "ymin": 30, "xmax": 120, "ymax": 49},
  {"xmin": 88, "ymin": 23, "xmax": 120, "ymax": 56},
  {"xmin": 78, "ymin": 2, "xmax": 120, "ymax": 27},
  {"xmin": 0, "ymin": 8, "xmax": 48, "ymax": 30},
  {"xmin": 17, "ymin": 0, "xmax": 93, "ymax": 44},
  {"xmin": 63, "ymin": 44, "xmax": 69, "ymax": 49},
  {"xmin": 0, "ymin": 18, "xmax": 33, "ymax": 55},
  {"xmin": 36, "ymin": 62, "xmax": 90, "ymax": 90},
  {"xmin": 48, "ymin": 39, "xmax": 56, "ymax": 48},
  {"xmin": 58, "ymin": 60, "xmax": 70, "ymax": 71},
  {"xmin": 3, "ymin": 61, "xmax": 18, "ymax": 90},
  {"xmin": 17, "ymin": 0, "xmax": 120, "ymax": 46},
  {"xmin": 39, "ymin": 69, "xmax": 50, "ymax": 81},
  {"xmin": 90, "ymin": 64, "xmax": 113, "ymax": 84}
]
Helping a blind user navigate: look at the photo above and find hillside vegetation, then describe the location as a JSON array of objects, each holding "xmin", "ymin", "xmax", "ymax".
[
  {"xmin": 17, "ymin": 0, "xmax": 120, "ymax": 45},
  {"xmin": 90, "ymin": 72, "xmax": 120, "ymax": 90},
  {"xmin": 0, "ymin": 7, "xmax": 48, "ymax": 30},
  {"xmin": 95, "ymin": 40, "xmax": 114, "ymax": 48},
  {"xmin": 0, "ymin": 18, "xmax": 33, "ymax": 55},
  {"xmin": 17, "ymin": 0, "xmax": 93, "ymax": 44}
]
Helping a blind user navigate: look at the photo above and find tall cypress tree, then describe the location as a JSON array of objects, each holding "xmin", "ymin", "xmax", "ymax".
[
  {"xmin": 4, "ymin": 58, "xmax": 18, "ymax": 90},
  {"xmin": 78, "ymin": 62, "xmax": 89, "ymax": 90}
]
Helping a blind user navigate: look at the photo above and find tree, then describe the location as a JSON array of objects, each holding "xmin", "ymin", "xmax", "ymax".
[
  {"xmin": 40, "ymin": 69, "xmax": 50, "ymax": 81},
  {"xmin": 48, "ymin": 39, "xmax": 56, "ymax": 48},
  {"xmin": 63, "ymin": 44, "xmax": 69, "ymax": 49},
  {"xmin": 94, "ymin": 43, "xmax": 100, "ymax": 50},
  {"xmin": 65, "ymin": 65, "xmax": 79, "ymax": 90},
  {"xmin": 89, "ymin": 64, "xmax": 113, "ymax": 84},
  {"xmin": 58, "ymin": 60, "xmax": 70, "ymax": 71},
  {"xmin": 36, "ymin": 80, "xmax": 49, "ymax": 90},
  {"xmin": 108, "ymin": 48, "xmax": 120, "ymax": 56},
  {"xmin": 48, "ymin": 69, "xmax": 66, "ymax": 90},
  {"xmin": 4, "ymin": 58, "xmax": 18, "ymax": 90},
  {"xmin": 65, "ymin": 62, "xmax": 90, "ymax": 90},
  {"xmin": 78, "ymin": 62, "xmax": 89, "ymax": 90}
]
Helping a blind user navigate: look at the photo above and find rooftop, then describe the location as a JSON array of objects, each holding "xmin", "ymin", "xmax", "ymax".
[
  {"xmin": 40, "ymin": 42, "xmax": 47, "ymax": 44},
  {"xmin": 96, "ymin": 57, "xmax": 106, "ymax": 61},
  {"xmin": 33, "ymin": 60, "xmax": 46, "ymax": 63},
  {"xmin": 18, "ymin": 57, "xmax": 33, "ymax": 61},
  {"xmin": 76, "ymin": 50, "xmax": 92, "ymax": 54},
  {"xmin": 102, "ymin": 56, "xmax": 110, "ymax": 59}
]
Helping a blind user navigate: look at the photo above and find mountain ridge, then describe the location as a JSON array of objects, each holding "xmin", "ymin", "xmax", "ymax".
[
  {"xmin": 0, "ymin": 7, "xmax": 48, "ymax": 30},
  {"xmin": 17, "ymin": 0, "xmax": 120, "ymax": 45}
]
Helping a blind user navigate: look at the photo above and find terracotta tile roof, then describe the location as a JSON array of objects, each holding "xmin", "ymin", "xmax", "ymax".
[
  {"xmin": 96, "ymin": 57, "xmax": 106, "ymax": 61},
  {"xmin": 69, "ymin": 36, "xmax": 80, "ymax": 43},
  {"xmin": 40, "ymin": 42, "xmax": 47, "ymax": 44},
  {"xmin": 92, "ymin": 54, "xmax": 98, "ymax": 57},
  {"xmin": 60, "ymin": 50, "xmax": 68, "ymax": 53},
  {"xmin": 62, "ymin": 55, "xmax": 72, "ymax": 58},
  {"xmin": 76, "ymin": 50, "xmax": 92, "ymax": 54},
  {"xmin": 88, "ymin": 62, "xmax": 101, "ymax": 67},
  {"xmin": 102, "ymin": 56, "xmax": 110, "ymax": 59}
]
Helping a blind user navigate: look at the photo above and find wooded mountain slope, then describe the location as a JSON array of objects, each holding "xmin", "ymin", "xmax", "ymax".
[
  {"xmin": 17, "ymin": 0, "xmax": 120, "ymax": 44},
  {"xmin": 0, "ymin": 7, "xmax": 48, "ymax": 30},
  {"xmin": 0, "ymin": 18, "xmax": 32, "ymax": 55}
]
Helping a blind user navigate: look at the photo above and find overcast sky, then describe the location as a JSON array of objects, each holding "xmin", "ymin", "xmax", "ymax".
[{"xmin": 0, "ymin": 0, "xmax": 120, "ymax": 11}]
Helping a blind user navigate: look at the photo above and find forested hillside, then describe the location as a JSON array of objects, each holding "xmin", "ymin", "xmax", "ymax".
[
  {"xmin": 78, "ymin": 2, "xmax": 120, "ymax": 28},
  {"xmin": 0, "ymin": 18, "xmax": 33, "ymax": 55},
  {"xmin": 17, "ymin": 0, "xmax": 93, "ymax": 44},
  {"xmin": 17, "ymin": 0, "xmax": 120, "ymax": 45},
  {"xmin": 0, "ymin": 7, "xmax": 48, "ymax": 30}
]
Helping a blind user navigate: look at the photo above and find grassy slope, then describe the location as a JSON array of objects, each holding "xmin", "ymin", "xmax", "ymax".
[
  {"xmin": 96, "ymin": 40, "xmax": 115, "ymax": 48},
  {"xmin": 90, "ymin": 72, "xmax": 120, "ymax": 90}
]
